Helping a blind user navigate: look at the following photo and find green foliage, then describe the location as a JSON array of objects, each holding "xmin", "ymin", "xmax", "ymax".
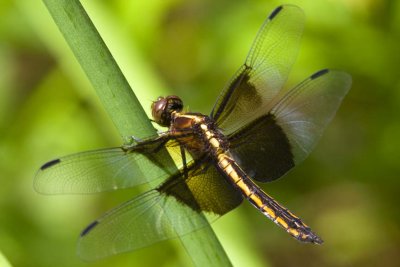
[{"xmin": 1, "ymin": 0, "xmax": 400, "ymax": 267}]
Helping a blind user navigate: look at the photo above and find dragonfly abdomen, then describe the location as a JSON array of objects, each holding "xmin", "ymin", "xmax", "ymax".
[{"xmin": 216, "ymin": 152, "xmax": 323, "ymax": 244}]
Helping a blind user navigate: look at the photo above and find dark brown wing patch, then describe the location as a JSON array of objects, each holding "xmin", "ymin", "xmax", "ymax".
[
  {"xmin": 158, "ymin": 160, "xmax": 243, "ymax": 215},
  {"xmin": 228, "ymin": 113, "xmax": 294, "ymax": 182}
]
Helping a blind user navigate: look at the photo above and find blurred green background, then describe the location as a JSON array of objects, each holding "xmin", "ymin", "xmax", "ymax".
[{"xmin": 1, "ymin": 0, "xmax": 399, "ymax": 266}]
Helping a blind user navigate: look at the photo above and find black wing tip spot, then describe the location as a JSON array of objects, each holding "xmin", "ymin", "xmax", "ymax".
[
  {"xmin": 40, "ymin": 159, "xmax": 61, "ymax": 170},
  {"xmin": 80, "ymin": 221, "xmax": 99, "ymax": 237},
  {"xmin": 269, "ymin": 5, "xmax": 283, "ymax": 20},
  {"xmin": 311, "ymin": 69, "xmax": 329, "ymax": 80}
]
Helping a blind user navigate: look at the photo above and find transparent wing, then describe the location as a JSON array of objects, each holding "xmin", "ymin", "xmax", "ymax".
[
  {"xmin": 77, "ymin": 161, "xmax": 243, "ymax": 261},
  {"xmin": 229, "ymin": 69, "xmax": 352, "ymax": 182},
  {"xmin": 211, "ymin": 5, "xmax": 305, "ymax": 134},
  {"xmin": 272, "ymin": 69, "xmax": 352, "ymax": 163},
  {"xmin": 34, "ymin": 138, "xmax": 184, "ymax": 194},
  {"xmin": 77, "ymin": 189, "xmax": 210, "ymax": 261}
]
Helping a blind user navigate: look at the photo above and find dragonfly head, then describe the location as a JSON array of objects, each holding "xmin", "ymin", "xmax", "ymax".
[{"xmin": 151, "ymin": 95, "xmax": 183, "ymax": 127}]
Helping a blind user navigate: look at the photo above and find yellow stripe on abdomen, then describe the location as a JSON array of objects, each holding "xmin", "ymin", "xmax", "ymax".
[{"xmin": 216, "ymin": 153, "xmax": 323, "ymax": 244}]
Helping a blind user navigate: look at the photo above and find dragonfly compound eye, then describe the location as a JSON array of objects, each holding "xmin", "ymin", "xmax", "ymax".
[{"xmin": 151, "ymin": 95, "xmax": 183, "ymax": 127}]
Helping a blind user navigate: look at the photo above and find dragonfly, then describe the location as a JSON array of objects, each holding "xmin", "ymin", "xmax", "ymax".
[{"xmin": 35, "ymin": 5, "xmax": 351, "ymax": 261}]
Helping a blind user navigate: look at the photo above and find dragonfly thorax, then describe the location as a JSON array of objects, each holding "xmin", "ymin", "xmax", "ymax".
[{"xmin": 171, "ymin": 113, "xmax": 230, "ymax": 158}]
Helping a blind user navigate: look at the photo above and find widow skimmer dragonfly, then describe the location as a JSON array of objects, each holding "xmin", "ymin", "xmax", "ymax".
[{"xmin": 35, "ymin": 5, "xmax": 351, "ymax": 261}]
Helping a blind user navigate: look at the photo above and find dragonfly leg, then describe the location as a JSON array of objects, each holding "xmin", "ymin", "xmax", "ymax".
[
  {"xmin": 122, "ymin": 133, "xmax": 171, "ymax": 153},
  {"xmin": 121, "ymin": 135, "xmax": 142, "ymax": 147}
]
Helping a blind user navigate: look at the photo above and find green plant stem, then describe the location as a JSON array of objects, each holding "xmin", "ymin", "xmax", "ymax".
[
  {"xmin": 42, "ymin": 0, "xmax": 151, "ymax": 139},
  {"xmin": 42, "ymin": 0, "xmax": 232, "ymax": 266}
]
